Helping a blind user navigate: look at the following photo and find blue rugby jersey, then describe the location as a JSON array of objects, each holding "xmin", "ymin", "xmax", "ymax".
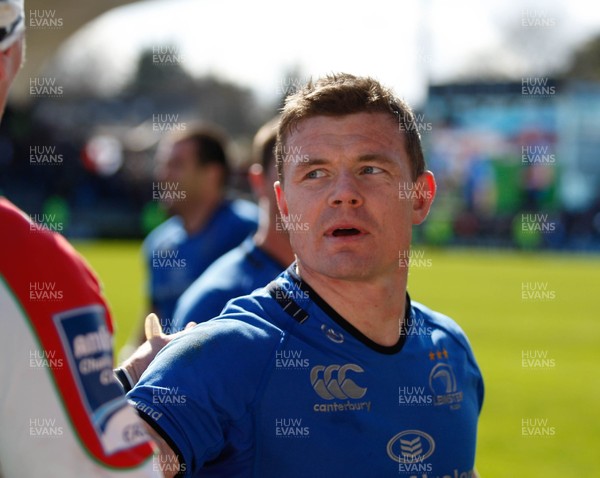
[
  {"xmin": 172, "ymin": 237, "xmax": 288, "ymax": 331},
  {"xmin": 142, "ymin": 199, "xmax": 258, "ymax": 332},
  {"xmin": 129, "ymin": 264, "xmax": 484, "ymax": 477}
]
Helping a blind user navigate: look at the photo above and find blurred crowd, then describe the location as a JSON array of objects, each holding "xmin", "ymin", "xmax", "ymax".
[{"xmin": 2, "ymin": 77, "xmax": 599, "ymax": 251}]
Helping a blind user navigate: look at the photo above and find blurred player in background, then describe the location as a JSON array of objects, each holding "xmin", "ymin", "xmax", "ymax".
[
  {"xmin": 172, "ymin": 117, "xmax": 293, "ymax": 330},
  {"xmin": 0, "ymin": 1, "xmax": 162, "ymax": 475},
  {"xmin": 142, "ymin": 127, "xmax": 258, "ymax": 333},
  {"xmin": 128, "ymin": 73, "xmax": 483, "ymax": 477}
]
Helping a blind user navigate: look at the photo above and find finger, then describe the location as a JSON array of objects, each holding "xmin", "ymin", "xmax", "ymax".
[
  {"xmin": 144, "ymin": 313, "xmax": 163, "ymax": 340},
  {"xmin": 184, "ymin": 321, "xmax": 197, "ymax": 330}
]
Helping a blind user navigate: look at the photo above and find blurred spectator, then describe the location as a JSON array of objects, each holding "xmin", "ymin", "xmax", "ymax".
[
  {"xmin": 142, "ymin": 127, "xmax": 258, "ymax": 333},
  {"xmin": 172, "ymin": 118, "xmax": 294, "ymax": 330}
]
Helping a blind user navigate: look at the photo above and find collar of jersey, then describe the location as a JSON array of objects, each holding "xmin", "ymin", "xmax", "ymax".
[{"xmin": 286, "ymin": 263, "xmax": 412, "ymax": 355}]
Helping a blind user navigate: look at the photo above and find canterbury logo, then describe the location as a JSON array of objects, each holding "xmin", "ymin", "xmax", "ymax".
[{"xmin": 310, "ymin": 364, "xmax": 367, "ymax": 400}]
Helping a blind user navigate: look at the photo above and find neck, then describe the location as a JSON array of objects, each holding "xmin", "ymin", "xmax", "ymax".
[
  {"xmin": 253, "ymin": 200, "xmax": 295, "ymax": 267},
  {"xmin": 297, "ymin": 263, "xmax": 407, "ymax": 347},
  {"xmin": 180, "ymin": 193, "xmax": 223, "ymax": 235}
]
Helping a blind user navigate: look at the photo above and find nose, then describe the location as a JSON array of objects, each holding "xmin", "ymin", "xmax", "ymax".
[{"xmin": 328, "ymin": 171, "xmax": 363, "ymax": 208}]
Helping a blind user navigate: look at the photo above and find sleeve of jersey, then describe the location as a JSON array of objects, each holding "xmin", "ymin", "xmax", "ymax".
[
  {"xmin": 443, "ymin": 318, "xmax": 485, "ymax": 414},
  {"xmin": 449, "ymin": 321, "xmax": 484, "ymax": 413},
  {"xmin": 128, "ymin": 314, "xmax": 281, "ymax": 475},
  {"xmin": 419, "ymin": 306, "xmax": 485, "ymax": 414}
]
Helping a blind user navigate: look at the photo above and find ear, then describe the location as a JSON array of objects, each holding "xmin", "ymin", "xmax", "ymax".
[
  {"xmin": 274, "ymin": 180, "xmax": 289, "ymax": 218},
  {"xmin": 247, "ymin": 163, "xmax": 265, "ymax": 198},
  {"xmin": 412, "ymin": 171, "xmax": 436, "ymax": 225}
]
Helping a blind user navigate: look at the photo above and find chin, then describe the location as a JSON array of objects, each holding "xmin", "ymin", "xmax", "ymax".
[{"xmin": 316, "ymin": 256, "xmax": 380, "ymax": 282}]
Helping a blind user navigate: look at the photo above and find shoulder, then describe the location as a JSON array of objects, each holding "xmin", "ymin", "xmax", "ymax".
[
  {"xmin": 0, "ymin": 198, "xmax": 64, "ymax": 254},
  {"xmin": 203, "ymin": 242, "xmax": 248, "ymax": 276},
  {"xmin": 0, "ymin": 197, "xmax": 29, "ymax": 226},
  {"xmin": 142, "ymin": 217, "xmax": 183, "ymax": 252},
  {"xmin": 168, "ymin": 267, "xmax": 298, "ymax": 370},
  {"xmin": 222, "ymin": 198, "xmax": 259, "ymax": 224},
  {"xmin": 140, "ymin": 303, "xmax": 284, "ymax": 395},
  {"xmin": 193, "ymin": 239, "xmax": 263, "ymax": 289},
  {"xmin": 165, "ymin": 293, "xmax": 283, "ymax": 359},
  {"xmin": 145, "ymin": 216, "xmax": 182, "ymax": 238},
  {"xmin": 173, "ymin": 241, "xmax": 284, "ymax": 329},
  {"xmin": 412, "ymin": 301, "xmax": 475, "ymax": 355},
  {"xmin": 197, "ymin": 200, "xmax": 258, "ymax": 250},
  {"xmin": 176, "ymin": 246, "xmax": 247, "ymax": 297},
  {"xmin": 187, "ymin": 300, "xmax": 283, "ymax": 352},
  {"xmin": 0, "ymin": 198, "xmax": 100, "ymax": 292},
  {"xmin": 172, "ymin": 253, "xmax": 249, "ymax": 328}
]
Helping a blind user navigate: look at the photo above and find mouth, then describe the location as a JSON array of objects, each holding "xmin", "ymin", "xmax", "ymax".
[
  {"xmin": 325, "ymin": 224, "xmax": 367, "ymax": 238},
  {"xmin": 331, "ymin": 228, "xmax": 361, "ymax": 237}
]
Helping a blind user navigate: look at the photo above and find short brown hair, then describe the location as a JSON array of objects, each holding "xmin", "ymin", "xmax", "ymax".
[
  {"xmin": 276, "ymin": 73, "xmax": 425, "ymax": 182},
  {"xmin": 252, "ymin": 116, "xmax": 278, "ymax": 172},
  {"xmin": 168, "ymin": 125, "xmax": 231, "ymax": 186}
]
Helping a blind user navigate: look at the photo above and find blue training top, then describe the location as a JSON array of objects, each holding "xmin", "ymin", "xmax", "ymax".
[
  {"xmin": 129, "ymin": 264, "xmax": 484, "ymax": 478},
  {"xmin": 142, "ymin": 198, "xmax": 258, "ymax": 332},
  {"xmin": 172, "ymin": 237, "xmax": 288, "ymax": 331}
]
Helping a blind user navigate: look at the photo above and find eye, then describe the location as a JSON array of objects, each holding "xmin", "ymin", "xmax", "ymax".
[
  {"xmin": 361, "ymin": 165, "xmax": 383, "ymax": 175},
  {"xmin": 306, "ymin": 169, "xmax": 325, "ymax": 179}
]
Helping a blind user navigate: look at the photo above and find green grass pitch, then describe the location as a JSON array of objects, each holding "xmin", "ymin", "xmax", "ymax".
[{"xmin": 74, "ymin": 241, "xmax": 600, "ymax": 477}]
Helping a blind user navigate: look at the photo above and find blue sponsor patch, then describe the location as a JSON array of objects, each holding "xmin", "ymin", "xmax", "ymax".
[{"xmin": 54, "ymin": 305, "xmax": 141, "ymax": 455}]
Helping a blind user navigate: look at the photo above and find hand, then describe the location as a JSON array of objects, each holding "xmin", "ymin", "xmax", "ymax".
[{"xmin": 119, "ymin": 313, "xmax": 196, "ymax": 386}]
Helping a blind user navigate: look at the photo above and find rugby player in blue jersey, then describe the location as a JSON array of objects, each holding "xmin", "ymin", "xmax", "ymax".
[
  {"xmin": 172, "ymin": 118, "xmax": 294, "ymax": 330},
  {"xmin": 142, "ymin": 127, "xmax": 258, "ymax": 333},
  {"xmin": 127, "ymin": 73, "xmax": 483, "ymax": 477}
]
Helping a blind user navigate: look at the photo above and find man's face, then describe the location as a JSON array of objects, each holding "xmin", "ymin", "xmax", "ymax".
[
  {"xmin": 156, "ymin": 139, "xmax": 207, "ymax": 214},
  {"xmin": 275, "ymin": 112, "xmax": 435, "ymax": 282}
]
